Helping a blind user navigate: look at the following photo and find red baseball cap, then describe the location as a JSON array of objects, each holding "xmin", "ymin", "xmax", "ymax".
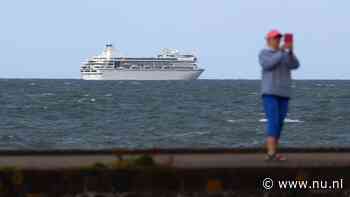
[{"xmin": 266, "ymin": 29, "xmax": 282, "ymax": 39}]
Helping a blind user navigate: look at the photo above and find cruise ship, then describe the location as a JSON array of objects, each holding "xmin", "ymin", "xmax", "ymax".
[{"xmin": 80, "ymin": 44, "xmax": 204, "ymax": 80}]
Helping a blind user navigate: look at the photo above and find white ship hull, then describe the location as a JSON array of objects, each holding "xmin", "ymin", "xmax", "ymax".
[
  {"xmin": 81, "ymin": 45, "xmax": 205, "ymax": 80},
  {"xmin": 81, "ymin": 69, "xmax": 204, "ymax": 80}
]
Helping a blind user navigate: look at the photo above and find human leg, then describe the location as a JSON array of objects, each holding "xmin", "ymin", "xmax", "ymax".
[{"xmin": 262, "ymin": 95, "xmax": 280, "ymax": 156}]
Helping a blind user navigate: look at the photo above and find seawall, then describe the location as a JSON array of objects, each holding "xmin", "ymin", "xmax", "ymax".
[{"xmin": 0, "ymin": 148, "xmax": 349, "ymax": 196}]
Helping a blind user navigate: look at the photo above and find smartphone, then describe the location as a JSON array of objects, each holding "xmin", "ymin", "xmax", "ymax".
[{"xmin": 284, "ymin": 33, "xmax": 294, "ymax": 45}]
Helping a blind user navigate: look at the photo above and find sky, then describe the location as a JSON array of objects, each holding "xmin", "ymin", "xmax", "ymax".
[{"xmin": 0, "ymin": 0, "xmax": 349, "ymax": 79}]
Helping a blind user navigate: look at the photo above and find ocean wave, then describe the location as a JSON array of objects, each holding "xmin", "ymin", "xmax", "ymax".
[
  {"xmin": 226, "ymin": 119, "xmax": 244, "ymax": 123},
  {"xmin": 259, "ymin": 118, "xmax": 304, "ymax": 123},
  {"xmin": 77, "ymin": 98, "xmax": 87, "ymax": 103},
  {"xmin": 162, "ymin": 131, "xmax": 211, "ymax": 138},
  {"xmin": 41, "ymin": 93, "xmax": 55, "ymax": 96},
  {"xmin": 315, "ymin": 83, "xmax": 336, "ymax": 87}
]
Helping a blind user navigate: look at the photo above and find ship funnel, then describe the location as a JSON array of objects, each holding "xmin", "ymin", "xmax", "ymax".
[{"xmin": 104, "ymin": 43, "xmax": 115, "ymax": 59}]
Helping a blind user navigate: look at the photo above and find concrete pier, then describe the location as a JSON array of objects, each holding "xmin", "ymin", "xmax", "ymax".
[{"xmin": 0, "ymin": 148, "xmax": 349, "ymax": 196}]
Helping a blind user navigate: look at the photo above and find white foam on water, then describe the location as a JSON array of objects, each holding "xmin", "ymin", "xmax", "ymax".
[
  {"xmin": 105, "ymin": 93, "xmax": 113, "ymax": 97},
  {"xmin": 226, "ymin": 119, "xmax": 245, "ymax": 123},
  {"xmin": 166, "ymin": 131, "xmax": 211, "ymax": 138},
  {"xmin": 316, "ymin": 83, "xmax": 336, "ymax": 87},
  {"xmin": 90, "ymin": 98, "xmax": 96, "ymax": 102},
  {"xmin": 77, "ymin": 98, "xmax": 86, "ymax": 103},
  {"xmin": 284, "ymin": 118, "xmax": 304, "ymax": 123},
  {"xmin": 259, "ymin": 118, "xmax": 304, "ymax": 123},
  {"xmin": 192, "ymin": 131, "xmax": 211, "ymax": 135},
  {"xmin": 41, "ymin": 93, "xmax": 55, "ymax": 96}
]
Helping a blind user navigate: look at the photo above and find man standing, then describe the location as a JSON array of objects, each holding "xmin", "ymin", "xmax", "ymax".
[{"xmin": 259, "ymin": 30, "xmax": 300, "ymax": 161}]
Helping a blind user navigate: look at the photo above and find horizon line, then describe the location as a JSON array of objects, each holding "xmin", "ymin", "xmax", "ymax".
[{"xmin": 1, "ymin": 77, "xmax": 350, "ymax": 80}]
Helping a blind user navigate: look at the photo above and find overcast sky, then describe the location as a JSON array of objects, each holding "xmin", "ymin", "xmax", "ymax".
[{"xmin": 1, "ymin": 0, "xmax": 349, "ymax": 79}]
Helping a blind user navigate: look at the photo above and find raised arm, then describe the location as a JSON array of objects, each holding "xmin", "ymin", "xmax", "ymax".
[
  {"xmin": 285, "ymin": 52, "xmax": 300, "ymax": 70},
  {"xmin": 259, "ymin": 50, "xmax": 284, "ymax": 71}
]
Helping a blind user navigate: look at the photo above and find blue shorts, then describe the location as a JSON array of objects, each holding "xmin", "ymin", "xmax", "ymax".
[{"xmin": 262, "ymin": 94, "xmax": 289, "ymax": 139}]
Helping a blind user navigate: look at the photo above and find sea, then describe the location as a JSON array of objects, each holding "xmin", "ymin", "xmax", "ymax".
[{"xmin": 0, "ymin": 79, "xmax": 349, "ymax": 150}]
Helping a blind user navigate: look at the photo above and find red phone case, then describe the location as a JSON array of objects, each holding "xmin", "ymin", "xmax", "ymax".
[{"xmin": 284, "ymin": 33, "xmax": 293, "ymax": 44}]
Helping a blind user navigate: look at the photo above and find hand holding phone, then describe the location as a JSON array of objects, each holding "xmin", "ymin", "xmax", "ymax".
[{"xmin": 284, "ymin": 33, "xmax": 294, "ymax": 51}]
